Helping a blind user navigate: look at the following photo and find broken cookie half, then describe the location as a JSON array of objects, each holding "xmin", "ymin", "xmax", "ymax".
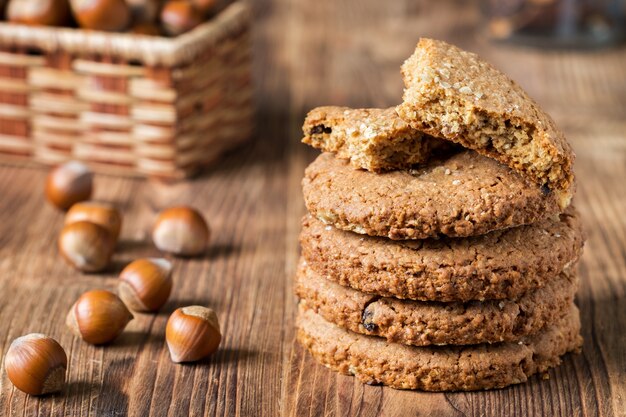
[
  {"xmin": 396, "ymin": 38, "xmax": 575, "ymax": 209},
  {"xmin": 302, "ymin": 106, "xmax": 448, "ymax": 172}
]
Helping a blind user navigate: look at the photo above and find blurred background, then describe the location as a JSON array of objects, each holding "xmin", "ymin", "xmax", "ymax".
[{"xmin": 249, "ymin": 0, "xmax": 626, "ymax": 108}]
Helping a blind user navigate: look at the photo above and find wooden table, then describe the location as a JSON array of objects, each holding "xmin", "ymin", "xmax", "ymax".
[{"xmin": 1, "ymin": 1, "xmax": 625, "ymax": 416}]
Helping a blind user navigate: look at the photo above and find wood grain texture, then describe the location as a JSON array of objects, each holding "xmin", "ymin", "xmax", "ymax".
[{"xmin": 0, "ymin": 0, "xmax": 625, "ymax": 416}]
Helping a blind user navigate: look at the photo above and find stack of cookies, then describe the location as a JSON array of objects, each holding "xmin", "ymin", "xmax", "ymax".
[{"xmin": 295, "ymin": 38, "xmax": 585, "ymax": 391}]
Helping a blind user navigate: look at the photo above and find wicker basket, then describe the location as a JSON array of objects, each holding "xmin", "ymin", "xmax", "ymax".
[{"xmin": 0, "ymin": 2, "xmax": 253, "ymax": 179}]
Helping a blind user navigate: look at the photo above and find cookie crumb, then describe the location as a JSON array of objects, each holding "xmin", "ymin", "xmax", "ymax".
[{"xmin": 445, "ymin": 169, "xmax": 451, "ymax": 175}]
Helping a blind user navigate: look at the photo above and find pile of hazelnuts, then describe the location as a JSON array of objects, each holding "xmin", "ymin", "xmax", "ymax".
[
  {"xmin": 4, "ymin": 161, "xmax": 221, "ymax": 396},
  {"xmin": 2, "ymin": 0, "xmax": 220, "ymax": 37}
]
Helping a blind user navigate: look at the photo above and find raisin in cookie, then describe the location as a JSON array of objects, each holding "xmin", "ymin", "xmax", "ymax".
[
  {"xmin": 296, "ymin": 260, "xmax": 578, "ymax": 346},
  {"xmin": 296, "ymin": 305, "xmax": 582, "ymax": 391}
]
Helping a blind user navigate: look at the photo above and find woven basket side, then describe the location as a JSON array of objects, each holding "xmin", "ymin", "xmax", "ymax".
[
  {"xmin": 130, "ymin": 67, "xmax": 189, "ymax": 178},
  {"xmin": 74, "ymin": 56, "xmax": 132, "ymax": 170},
  {"xmin": 0, "ymin": 48, "xmax": 42, "ymax": 157},
  {"xmin": 30, "ymin": 52, "xmax": 82, "ymax": 165},
  {"xmin": 170, "ymin": 28, "xmax": 254, "ymax": 171}
]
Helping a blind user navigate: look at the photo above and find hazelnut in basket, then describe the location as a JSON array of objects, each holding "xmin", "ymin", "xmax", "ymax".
[
  {"xmin": 160, "ymin": 0, "xmax": 203, "ymax": 36},
  {"xmin": 191, "ymin": 0, "xmax": 219, "ymax": 16},
  {"xmin": 129, "ymin": 22, "xmax": 162, "ymax": 35},
  {"xmin": 126, "ymin": 0, "xmax": 161, "ymax": 24},
  {"xmin": 69, "ymin": 0, "xmax": 131, "ymax": 32},
  {"xmin": 6, "ymin": 0, "xmax": 71, "ymax": 26}
]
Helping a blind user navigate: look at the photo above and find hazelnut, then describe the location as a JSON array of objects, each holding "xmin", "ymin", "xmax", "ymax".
[
  {"xmin": 129, "ymin": 22, "xmax": 161, "ymax": 35},
  {"xmin": 160, "ymin": 1, "xmax": 203, "ymax": 36},
  {"xmin": 118, "ymin": 258, "xmax": 173, "ymax": 312},
  {"xmin": 126, "ymin": 0, "xmax": 160, "ymax": 23},
  {"xmin": 152, "ymin": 206, "xmax": 210, "ymax": 256},
  {"xmin": 7, "ymin": 0, "xmax": 71, "ymax": 26},
  {"xmin": 58, "ymin": 221, "xmax": 115, "ymax": 272},
  {"xmin": 69, "ymin": 0, "xmax": 131, "ymax": 31},
  {"xmin": 45, "ymin": 161, "xmax": 93, "ymax": 211},
  {"xmin": 5, "ymin": 334, "xmax": 67, "ymax": 396},
  {"xmin": 165, "ymin": 306, "xmax": 221, "ymax": 363},
  {"xmin": 65, "ymin": 201, "xmax": 123, "ymax": 241},
  {"xmin": 191, "ymin": 0, "xmax": 218, "ymax": 15},
  {"xmin": 66, "ymin": 290, "xmax": 133, "ymax": 345}
]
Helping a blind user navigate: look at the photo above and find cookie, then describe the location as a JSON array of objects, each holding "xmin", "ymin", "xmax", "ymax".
[
  {"xmin": 396, "ymin": 38, "xmax": 575, "ymax": 209},
  {"xmin": 296, "ymin": 260, "xmax": 577, "ymax": 346},
  {"xmin": 302, "ymin": 106, "xmax": 448, "ymax": 172},
  {"xmin": 300, "ymin": 206, "xmax": 583, "ymax": 301},
  {"xmin": 302, "ymin": 151, "xmax": 562, "ymax": 240},
  {"xmin": 296, "ymin": 305, "xmax": 582, "ymax": 391}
]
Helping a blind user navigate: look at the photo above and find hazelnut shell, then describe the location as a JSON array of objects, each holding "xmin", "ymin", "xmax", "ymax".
[
  {"xmin": 152, "ymin": 206, "xmax": 210, "ymax": 256},
  {"xmin": 66, "ymin": 290, "xmax": 133, "ymax": 345},
  {"xmin": 165, "ymin": 306, "xmax": 221, "ymax": 363},
  {"xmin": 45, "ymin": 161, "xmax": 93, "ymax": 211},
  {"xmin": 5, "ymin": 334, "xmax": 67, "ymax": 395},
  {"xmin": 58, "ymin": 221, "xmax": 115, "ymax": 272},
  {"xmin": 7, "ymin": 0, "xmax": 71, "ymax": 26},
  {"xmin": 118, "ymin": 258, "xmax": 173, "ymax": 312},
  {"xmin": 65, "ymin": 201, "xmax": 123, "ymax": 241},
  {"xmin": 70, "ymin": 0, "xmax": 131, "ymax": 31},
  {"xmin": 160, "ymin": 1, "xmax": 203, "ymax": 36}
]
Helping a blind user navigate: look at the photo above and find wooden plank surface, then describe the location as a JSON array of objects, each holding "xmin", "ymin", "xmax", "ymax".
[{"xmin": 0, "ymin": 0, "xmax": 625, "ymax": 416}]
